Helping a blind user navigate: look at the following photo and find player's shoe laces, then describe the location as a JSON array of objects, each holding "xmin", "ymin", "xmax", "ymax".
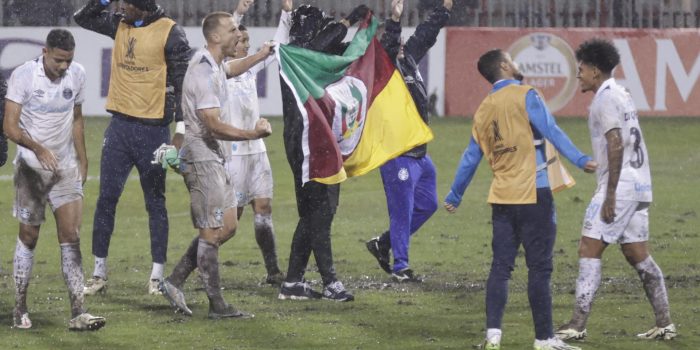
[
  {"xmin": 148, "ymin": 278, "xmax": 163, "ymax": 295},
  {"xmin": 159, "ymin": 279, "xmax": 192, "ymax": 316},
  {"xmin": 278, "ymin": 281, "xmax": 322, "ymax": 300},
  {"xmin": 13, "ymin": 310, "xmax": 32, "ymax": 329},
  {"xmin": 208, "ymin": 303, "xmax": 255, "ymax": 320},
  {"xmin": 391, "ymin": 268, "xmax": 423, "ymax": 283},
  {"xmin": 265, "ymin": 271, "xmax": 286, "ymax": 286},
  {"xmin": 555, "ymin": 324, "xmax": 587, "ymax": 341},
  {"xmin": 322, "ymin": 281, "xmax": 354, "ymax": 302},
  {"xmin": 533, "ymin": 337, "xmax": 581, "ymax": 350},
  {"xmin": 68, "ymin": 313, "xmax": 106, "ymax": 331},
  {"xmin": 366, "ymin": 237, "xmax": 391, "ymax": 274},
  {"xmin": 83, "ymin": 276, "xmax": 108, "ymax": 295},
  {"xmin": 636, "ymin": 323, "xmax": 676, "ymax": 340}
]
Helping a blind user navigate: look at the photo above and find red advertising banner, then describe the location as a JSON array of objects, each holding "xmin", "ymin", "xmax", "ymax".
[{"xmin": 445, "ymin": 28, "xmax": 700, "ymax": 117}]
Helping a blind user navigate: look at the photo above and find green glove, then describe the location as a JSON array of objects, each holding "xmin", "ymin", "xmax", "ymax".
[{"xmin": 162, "ymin": 146, "xmax": 180, "ymax": 170}]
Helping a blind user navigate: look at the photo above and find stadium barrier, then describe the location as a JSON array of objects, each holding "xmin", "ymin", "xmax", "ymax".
[
  {"xmin": 1, "ymin": 27, "xmax": 698, "ymax": 118},
  {"xmin": 445, "ymin": 27, "xmax": 700, "ymax": 117}
]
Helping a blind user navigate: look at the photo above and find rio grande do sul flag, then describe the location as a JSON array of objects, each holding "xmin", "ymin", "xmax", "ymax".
[{"xmin": 278, "ymin": 15, "xmax": 433, "ymax": 185}]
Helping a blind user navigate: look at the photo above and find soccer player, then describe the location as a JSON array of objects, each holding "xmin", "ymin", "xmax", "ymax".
[
  {"xmin": 74, "ymin": 0, "xmax": 191, "ymax": 295},
  {"xmin": 3, "ymin": 29, "xmax": 105, "ymax": 331},
  {"xmin": 223, "ymin": 0, "xmax": 293, "ymax": 286},
  {"xmin": 277, "ymin": 4, "xmax": 369, "ymax": 302},
  {"xmin": 443, "ymin": 49, "xmax": 597, "ymax": 350},
  {"xmin": 365, "ymin": 0, "xmax": 451, "ymax": 283},
  {"xmin": 159, "ymin": 11, "xmax": 273, "ymax": 318},
  {"xmin": 556, "ymin": 39, "xmax": 676, "ymax": 342}
]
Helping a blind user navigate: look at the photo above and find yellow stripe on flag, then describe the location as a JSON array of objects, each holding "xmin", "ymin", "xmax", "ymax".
[{"xmin": 343, "ymin": 70, "xmax": 434, "ymax": 177}]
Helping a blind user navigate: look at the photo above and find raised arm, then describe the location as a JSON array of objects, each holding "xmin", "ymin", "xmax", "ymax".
[
  {"xmin": 225, "ymin": 42, "xmax": 275, "ymax": 78},
  {"xmin": 73, "ymin": 0, "xmax": 120, "ymax": 39},
  {"xmin": 197, "ymin": 108, "xmax": 272, "ymax": 141},
  {"xmin": 403, "ymin": 0, "xmax": 451, "ymax": 63},
  {"xmin": 380, "ymin": 0, "xmax": 403, "ymax": 60}
]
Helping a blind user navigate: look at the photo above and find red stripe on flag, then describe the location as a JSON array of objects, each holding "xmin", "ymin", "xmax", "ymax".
[
  {"xmin": 304, "ymin": 95, "xmax": 342, "ymax": 180},
  {"xmin": 345, "ymin": 38, "xmax": 395, "ymax": 106}
]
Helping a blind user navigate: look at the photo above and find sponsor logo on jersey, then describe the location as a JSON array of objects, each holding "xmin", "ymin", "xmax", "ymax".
[{"xmin": 33, "ymin": 89, "xmax": 45, "ymax": 98}]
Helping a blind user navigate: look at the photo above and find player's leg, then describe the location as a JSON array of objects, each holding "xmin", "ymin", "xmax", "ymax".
[
  {"xmin": 379, "ymin": 157, "xmax": 416, "ymax": 278},
  {"xmin": 484, "ymin": 202, "xmax": 519, "ymax": 346},
  {"xmin": 520, "ymin": 188, "xmax": 556, "ymax": 342},
  {"xmin": 88, "ymin": 118, "xmax": 135, "ymax": 293},
  {"xmin": 134, "ymin": 124, "xmax": 170, "ymax": 292},
  {"xmin": 620, "ymin": 204, "xmax": 674, "ymax": 339},
  {"xmin": 249, "ymin": 153, "xmax": 282, "ymax": 282},
  {"xmin": 408, "ymin": 155, "xmax": 438, "ymax": 235},
  {"xmin": 12, "ymin": 161, "xmax": 49, "ymax": 329},
  {"xmin": 252, "ymin": 198, "xmax": 283, "ymax": 283}
]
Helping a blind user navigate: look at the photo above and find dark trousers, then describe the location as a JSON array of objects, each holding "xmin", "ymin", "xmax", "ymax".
[
  {"xmin": 92, "ymin": 116, "xmax": 170, "ymax": 264},
  {"xmin": 378, "ymin": 155, "xmax": 438, "ymax": 272},
  {"xmin": 486, "ymin": 188, "xmax": 556, "ymax": 340},
  {"xmin": 285, "ymin": 179, "xmax": 339, "ymax": 286}
]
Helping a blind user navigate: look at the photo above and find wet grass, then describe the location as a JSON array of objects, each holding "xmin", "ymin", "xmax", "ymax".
[{"xmin": 0, "ymin": 117, "xmax": 698, "ymax": 349}]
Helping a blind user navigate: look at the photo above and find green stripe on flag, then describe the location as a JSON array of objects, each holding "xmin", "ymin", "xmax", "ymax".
[{"xmin": 279, "ymin": 17, "xmax": 379, "ymax": 102}]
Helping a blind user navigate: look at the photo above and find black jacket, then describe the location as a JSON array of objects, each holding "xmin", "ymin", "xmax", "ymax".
[
  {"xmin": 74, "ymin": 0, "xmax": 192, "ymax": 126},
  {"xmin": 0, "ymin": 73, "xmax": 7, "ymax": 167},
  {"xmin": 381, "ymin": 5, "xmax": 450, "ymax": 158}
]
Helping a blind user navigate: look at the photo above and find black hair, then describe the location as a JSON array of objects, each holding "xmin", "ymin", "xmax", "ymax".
[
  {"xmin": 46, "ymin": 29, "xmax": 75, "ymax": 52},
  {"xmin": 289, "ymin": 5, "xmax": 327, "ymax": 47},
  {"xmin": 575, "ymin": 38, "xmax": 620, "ymax": 75},
  {"xmin": 477, "ymin": 49, "xmax": 506, "ymax": 84},
  {"xmin": 238, "ymin": 24, "xmax": 248, "ymax": 32},
  {"xmin": 202, "ymin": 12, "xmax": 233, "ymax": 40}
]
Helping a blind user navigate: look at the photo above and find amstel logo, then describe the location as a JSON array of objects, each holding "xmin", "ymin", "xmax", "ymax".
[{"xmin": 508, "ymin": 33, "xmax": 577, "ymax": 112}]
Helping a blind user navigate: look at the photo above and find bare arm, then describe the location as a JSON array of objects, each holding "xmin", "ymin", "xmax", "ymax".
[
  {"xmin": 225, "ymin": 42, "xmax": 274, "ymax": 78},
  {"xmin": 72, "ymin": 105, "xmax": 88, "ymax": 185},
  {"xmin": 602, "ymin": 128, "xmax": 623, "ymax": 224},
  {"xmin": 3, "ymin": 100, "xmax": 57, "ymax": 171},
  {"xmin": 197, "ymin": 108, "xmax": 271, "ymax": 141}
]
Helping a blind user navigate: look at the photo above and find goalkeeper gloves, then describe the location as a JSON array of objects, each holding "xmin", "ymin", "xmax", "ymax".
[{"xmin": 152, "ymin": 143, "xmax": 180, "ymax": 171}]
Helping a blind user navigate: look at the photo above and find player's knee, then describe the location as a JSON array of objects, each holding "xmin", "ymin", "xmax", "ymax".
[{"xmin": 254, "ymin": 213, "xmax": 273, "ymax": 229}]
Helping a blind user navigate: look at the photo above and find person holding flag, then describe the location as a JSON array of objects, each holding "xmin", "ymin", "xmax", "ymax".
[{"xmin": 364, "ymin": 0, "xmax": 451, "ymax": 283}]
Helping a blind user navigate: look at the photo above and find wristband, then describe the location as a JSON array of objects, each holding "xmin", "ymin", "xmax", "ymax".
[{"xmin": 175, "ymin": 121, "xmax": 185, "ymax": 135}]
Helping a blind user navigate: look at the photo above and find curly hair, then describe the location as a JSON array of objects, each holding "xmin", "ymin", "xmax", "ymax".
[{"xmin": 575, "ymin": 38, "xmax": 620, "ymax": 75}]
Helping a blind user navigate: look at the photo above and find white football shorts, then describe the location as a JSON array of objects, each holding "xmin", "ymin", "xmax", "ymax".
[{"xmin": 581, "ymin": 193, "xmax": 650, "ymax": 244}]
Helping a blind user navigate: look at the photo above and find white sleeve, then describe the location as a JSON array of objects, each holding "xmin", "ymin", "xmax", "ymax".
[
  {"xmin": 74, "ymin": 65, "xmax": 87, "ymax": 105},
  {"xmin": 5, "ymin": 64, "xmax": 31, "ymax": 105},
  {"xmin": 597, "ymin": 93, "xmax": 623, "ymax": 134}
]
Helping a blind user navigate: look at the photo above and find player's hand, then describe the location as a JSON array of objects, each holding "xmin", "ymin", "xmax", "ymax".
[
  {"xmin": 236, "ymin": 0, "xmax": 254, "ymax": 15},
  {"xmin": 346, "ymin": 4, "xmax": 370, "ymax": 25},
  {"xmin": 583, "ymin": 160, "xmax": 598, "ymax": 173},
  {"xmin": 391, "ymin": 0, "xmax": 404, "ymax": 21},
  {"xmin": 35, "ymin": 145, "xmax": 58, "ymax": 172},
  {"xmin": 601, "ymin": 194, "xmax": 616, "ymax": 224},
  {"xmin": 152, "ymin": 143, "xmax": 180, "ymax": 171},
  {"xmin": 443, "ymin": 0, "xmax": 453, "ymax": 10},
  {"xmin": 260, "ymin": 41, "xmax": 276, "ymax": 57},
  {"xmin": 281, "ymin": 0, "xmax": 293, "ymax": 12},
  {"xmin": 80, "ymin": 162, "xmax": 88, "ymax": 186},
  {"xmin": 255, "ymin": 118, "xmax": 272, "ymax": 138},
  {"xmin": 443, "ymin": 202, "xmax": 457, "ymax": 214}
]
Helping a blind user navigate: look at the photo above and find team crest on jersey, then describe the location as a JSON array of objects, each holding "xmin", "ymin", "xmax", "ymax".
[
  {"xmin": 63, "ymin": 88, "xmax": 73, "ymax": 100},
  {"xmin": 19, "ymin": 207, "xmax": 31, "ymax": 220},
  {"xmin": 214, "ymin": 208, "xmax": 224, "ymax": 223},
  {"xmin": 398, "ymin": 168, "xmax": 409, "ymax": 181}
]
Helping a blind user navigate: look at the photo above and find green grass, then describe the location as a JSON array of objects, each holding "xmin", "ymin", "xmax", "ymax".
[{"xmin": 0, "ymin": 117, "xmax": 698, "ymax": 349}]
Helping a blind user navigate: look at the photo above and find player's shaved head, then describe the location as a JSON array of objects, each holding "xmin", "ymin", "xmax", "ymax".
[
  {"xmin": 576, "ymin": 39, "xmax": 620, "ymax": 75},
  {"xmin": 202, "ymin": 12, "xmax": 234, "ymax": 41}
]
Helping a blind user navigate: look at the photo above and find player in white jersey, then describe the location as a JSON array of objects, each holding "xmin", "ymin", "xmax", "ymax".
[
  {"xmin": 220, "ymin": 0, "xmax": 293, "ymax": 286},
  {"xmin": 3, "ymin": 29, "xmax": 105, "ymax": 331},
  {"xmin": 556, "ymin": 39, "xmax": 675, "ymax": 342},
  {"xmin": 159, "ymin": 11, "xmax": 273, "ymax": 318}
]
